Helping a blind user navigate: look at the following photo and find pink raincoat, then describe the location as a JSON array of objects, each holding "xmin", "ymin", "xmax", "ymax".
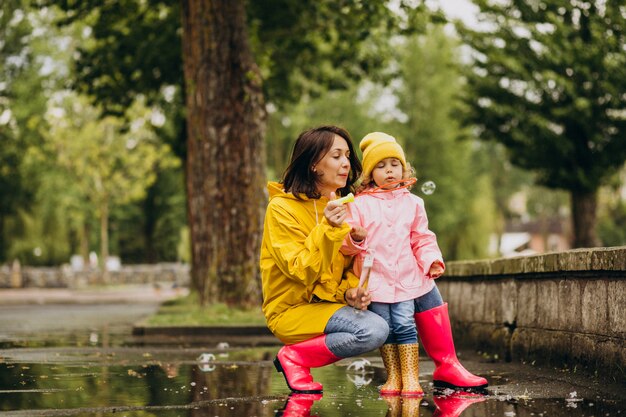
[{"xmin": 341, "ymin": 187, "xmax": 444, "ymax": 303}]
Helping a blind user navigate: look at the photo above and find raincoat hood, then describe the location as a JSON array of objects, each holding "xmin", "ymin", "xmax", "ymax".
[
  {"xmin": 266, "ymin": 181, "xmax": 333, "ymax": 225},
  {"xmin": 267, "ymin": 181, "xmax": 292, "ymax": 200}
]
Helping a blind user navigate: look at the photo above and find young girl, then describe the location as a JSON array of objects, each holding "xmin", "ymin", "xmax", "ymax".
[{"xmin": 342, "ymin": 132, "xmax": 487, "ymax": 396}]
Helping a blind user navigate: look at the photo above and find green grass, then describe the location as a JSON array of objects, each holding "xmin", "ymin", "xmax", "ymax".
[{"xmin": 145, "ymin": 292, "xmax": 267, "ymax": 326}]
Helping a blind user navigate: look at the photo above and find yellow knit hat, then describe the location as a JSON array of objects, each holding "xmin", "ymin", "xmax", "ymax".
[{"xmin": 360, "ymin": 132, "xmax": 406, "ymax": 179}]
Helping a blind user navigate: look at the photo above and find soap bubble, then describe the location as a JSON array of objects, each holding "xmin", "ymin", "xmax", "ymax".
[
  {"xmin": 197, "ymin": 353, "xmax": 216, "ymax": 363},
  {"xmin": 346, "ymin": 358, "xmax": 371, "ymax": 374},
  {"xmin": 421, "ymin": 181, "xmax": 436, "ymax": 195},
  {"xmin": 347, "ymin": 373, "xmax": 372, "ymax": 388}
]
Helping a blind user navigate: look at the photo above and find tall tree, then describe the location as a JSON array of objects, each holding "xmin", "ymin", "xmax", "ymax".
[
  {"xmin": 50, "ymin": 0, "xmax": 432, "ymax": 305},
  {"xmin": 180, "ymin": 0, "xmax": 266, "ymax": 306},
  {"xmin": 457, "ymin": 0, "xmax": 626, "ymax": 247},
  {"xmin": 45, "ymin": 94, "xmax": 177, "ymax": 271},
  {"xmin": 0, "ymin": 0, "xmax": 47, "ymax": 261}
]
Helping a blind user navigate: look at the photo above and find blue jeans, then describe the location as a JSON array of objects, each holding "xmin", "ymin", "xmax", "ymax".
[
  {"xmin": 369, "ymin": 300, "xmax": 417, "ymax": 344},
  {"xmin": 324, "ymin": 306, "xmax": 389, "ymax": 358},
  {"xmin": 369, "ymin": 285, "xmax": 444, "ymax": 345},
  {"xmin": 414, "ymin": 285, "xmax": 444, "ymax": 313}
]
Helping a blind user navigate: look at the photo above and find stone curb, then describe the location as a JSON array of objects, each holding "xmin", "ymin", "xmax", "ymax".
[
  {"xmin": 132, "ymin": 325, "xmax": 273, "ymax": 337},
  {"xmin": 446, "ymin": 245, "xmax": 626, "ymax": 276}
]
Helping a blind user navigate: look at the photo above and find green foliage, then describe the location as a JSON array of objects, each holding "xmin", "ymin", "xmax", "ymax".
[
  {"xmin": 49, "ymin": 1, "xmax": 435, "ymax": 114},
  {"xmin": 597, "ymin": 168, "xmax": 626, "ymax": 246},
  {"xmin": 112, "ymin": 167, "xmax": 187, "ymax": 263},
  {"xmin": 248, "ymin": 1, "xmax": 434, "ymax": 104},
  {"xmin": 457, "ymin": 0, "xmax": 626, "ymax": 194},
  {"xmin": 265, "ymin": 84, "xmax": 381, "ymax": 179},
  {"xmin": 0, "ymin": 0, "xmax": 48, "ymax": 259},
  {"xmin": 42, "ymin": 93, "xmax": 180, "ymax": 264},
  {"xmin": 45, "ymin": 94, "xmax": 175, "ymax": 204},
  {"xmin": 598, "ymin": 202, "xmax": 626, "ymax": 247},
  {"xmin": 176, "ymin": 226, "xmax": 190, "ymax": 263},
  {"xmin": 5, "ymin": 208, "xmax": 72, "ymax": 265},
  {"xmin": 48, "ymin": 0, "xmax": 183, "ymax": 116},
  {"xmin": 391, "ymin": 28, "xmax": 495, "ymax": 260}
]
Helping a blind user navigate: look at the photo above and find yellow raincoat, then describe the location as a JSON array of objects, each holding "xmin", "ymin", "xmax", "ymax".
[{"xmin": 260, "ymin": 182, "xmax": 360, "ymax": 344}]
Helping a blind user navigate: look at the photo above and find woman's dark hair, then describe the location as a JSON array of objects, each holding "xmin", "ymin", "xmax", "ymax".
[{"xmin": 282, "ymin": 125, "xmax": 362, "ymax": 199}]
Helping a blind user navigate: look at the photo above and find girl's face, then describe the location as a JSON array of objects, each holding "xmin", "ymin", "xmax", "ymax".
[
  {"xmin": 314, "ymin": 135, "xmax": 351, "ymax": 198},
  {"xmin": 372, "ymin": 157, "xmax": 403, "ymax": 189}
]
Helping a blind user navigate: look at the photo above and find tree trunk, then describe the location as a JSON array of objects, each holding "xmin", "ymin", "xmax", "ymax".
[
  {"xmin": 100, "ymin": 200, "xmax": 109, "ymax": 274},
  {"xmin": 570, "ymin": 190, "xmax": 600, "ymax": 248},
  {"xmin": 0, "ymin": 215, "xmax": 5, "ymax": 262},
  {"xmin": 180, "ymin": 0, "xmax": 267, "ymax": 306},
  {"xmin": 143, "ymin": 181, "xmax": 158, "ymax": 263},
  {"xmin": 80, "ymin": 220, "xmax": 90, "ymax": 266}
]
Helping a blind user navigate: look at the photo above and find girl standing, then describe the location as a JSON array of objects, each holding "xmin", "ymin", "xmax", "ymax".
[{"xmin": 342, "ymin": 132, "xmax": 488, "ymax": 396}]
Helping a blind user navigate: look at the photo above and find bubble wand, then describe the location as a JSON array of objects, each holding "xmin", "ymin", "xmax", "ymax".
[
  {"xmin": 354, "ymin": 250, "xmax": 374, "ymax": 312},
  {"xmin": 334, "ymin": 192, "xmax": 355, "ymax": 205}
]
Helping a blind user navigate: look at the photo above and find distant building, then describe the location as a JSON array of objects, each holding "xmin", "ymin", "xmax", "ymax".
[{"xmin": 490, "ymin": 217, "xmax": 571, "ymax": 257}]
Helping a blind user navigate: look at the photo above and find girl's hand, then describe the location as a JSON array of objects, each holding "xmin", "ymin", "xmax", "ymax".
[
  {"xmin": 345, "ymin": 287, "xmax": 371, "ymax": 310},
  {"xmin": 350, "ymin": 226, "xmax": 367, "ymax": 242},
  {"xmin": 429, "ymin": 261, "xmax": 445, "ymax": 278},
  {"xmin": 324, "ymin": 192, "xmax": 347, "ymax": 227}
]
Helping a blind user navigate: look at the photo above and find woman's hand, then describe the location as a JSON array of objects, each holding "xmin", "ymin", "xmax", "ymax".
[
  {"xmin": 324, "ymin": 192, "xmax": 348, "ymax": 227},
  {"xmin": 429, "ymin": 261, "xmax": 445, "ymax": 278},
  {"xmin": 345, "ymin": 287, "xmax": 371, "ymax": 310}
]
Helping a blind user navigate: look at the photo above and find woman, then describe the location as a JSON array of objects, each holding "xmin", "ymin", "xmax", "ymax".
[{"xmin": 260, "ymin": 125, "xmax": 389, "ymax": 393}]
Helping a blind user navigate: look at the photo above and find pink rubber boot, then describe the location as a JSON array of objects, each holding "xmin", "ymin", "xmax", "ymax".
[
  {"xmin": 414, "ymin": 303, "xmax": 488, "ymax": 390},
  {"xmin": 274, "ymin": 335, "xmax": 340, "ymax": 393}
]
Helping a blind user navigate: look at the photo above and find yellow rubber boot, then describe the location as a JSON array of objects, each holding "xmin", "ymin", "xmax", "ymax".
[
  {"xmin": 380, "ymin": 344, "xmax": 402, "ymax": 395},
  {"xmin": 398, "ymin": 344, "xmax": 424, "ymax": 397},
  {"xmin": 383, "ymin": 395, "xmax": 402, "ymax": 417},
  {"xmin": 402, "ymin": 397, "xmax": 423, "ymax": 417}
]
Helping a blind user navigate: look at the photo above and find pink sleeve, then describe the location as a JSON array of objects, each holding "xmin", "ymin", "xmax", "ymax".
[
  {"xmin": 340, "ymin": 202, "xmax": 368, "ymax": 256},
  {"xmin": 410, "ymin": 198, "xmax": 444, "ymax": 276}
]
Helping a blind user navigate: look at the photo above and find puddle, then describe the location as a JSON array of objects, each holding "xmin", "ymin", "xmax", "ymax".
[
  {"xmin": 1, "ymin": 303, "xmax": 623, "ymax": 416},
  {"xmin": 1, "ymin": 345, "xmax": 624, "ymax": 417}
]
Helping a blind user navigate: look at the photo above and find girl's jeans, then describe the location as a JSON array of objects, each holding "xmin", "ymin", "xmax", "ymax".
[
  {"xmin": 324, "ymin": 306, "xmax": 389, "ymax": 358},
  {"xmin": 369, "ymin": 285, "xmax": 444, "ymax": 345}
]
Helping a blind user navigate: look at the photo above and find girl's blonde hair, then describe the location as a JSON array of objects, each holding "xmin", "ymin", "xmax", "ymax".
[{"xmin": 355, "ymin": 161, "xmax": 417, "ymax": 194}]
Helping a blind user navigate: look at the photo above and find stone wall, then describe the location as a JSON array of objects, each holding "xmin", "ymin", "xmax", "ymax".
[
  {"xmin": 438, "ymin": 246, "xmax": 625, "ymax": 382},
  {"xmin": 0, "ymin": 263, "xmax": 190, "ymax": 289}
]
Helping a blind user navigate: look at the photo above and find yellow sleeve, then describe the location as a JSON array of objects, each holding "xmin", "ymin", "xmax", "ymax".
[
  {"xmin": 265, "ymin": 200, "xmax": 350, "ymax": 287},
  {"xmin": 311, "ymin": 253, "xmax": 359, "ymax": 304},
  {"xmin": 335, "ymin": 269, "xmax": 361, "ymax": 303}
]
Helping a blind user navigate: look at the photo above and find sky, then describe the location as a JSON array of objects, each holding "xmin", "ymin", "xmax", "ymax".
[{"xmin": 430, "ymin": 0, "xmax": 480, "ymax": 27}]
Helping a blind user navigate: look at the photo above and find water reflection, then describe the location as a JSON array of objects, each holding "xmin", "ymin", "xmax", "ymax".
[
  {"xmin": 432, "ymin": 392, "xmax": 486, "ymax": 417},
  {"xmin": 275, "ymin": 393, "xmax": 323, "ymax": 417},
  {"xmin": 382, "ymin": 396, "xmax": 423, "ymax": 417},
  {"xmin": 0, "ymin": 345, "xmax": 624, "ymax": 417}
]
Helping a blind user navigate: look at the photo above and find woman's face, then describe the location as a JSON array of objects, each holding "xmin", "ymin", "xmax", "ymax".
[
  {"xmin": 314, "ymin": 135, "xmax": 351, "ymax": 198},
  {"xmin": 372, "ymin": 157, "xmax": 404, "ymax": 189}
]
